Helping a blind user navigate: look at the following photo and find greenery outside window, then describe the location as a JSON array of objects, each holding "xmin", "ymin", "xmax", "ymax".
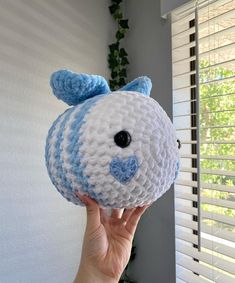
[{"xmin": 172, "ymin": 0, "xmax": 235, "ymax": 282}]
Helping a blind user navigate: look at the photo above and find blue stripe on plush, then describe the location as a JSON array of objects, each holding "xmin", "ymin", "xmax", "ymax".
[
  {"xmin": 55, "ymin": 107, "xmax": 76, "ymax": 195},
  {"xmin": 45, "ymin": 111, "xmax": 68, "ymax": 193},
  {"xmin": 68, "ymin": 94, "xmax": 106, "ymax": 201}
]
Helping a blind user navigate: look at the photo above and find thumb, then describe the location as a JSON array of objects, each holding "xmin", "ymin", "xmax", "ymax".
[{"xmin": 76, "ymin": 193, "xmax": 100, "ymax": 232}]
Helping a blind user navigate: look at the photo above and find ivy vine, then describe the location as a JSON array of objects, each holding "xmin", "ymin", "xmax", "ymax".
[{"xmin": 108, "ymin": 0, "xmax": 129, "ymax": 91}]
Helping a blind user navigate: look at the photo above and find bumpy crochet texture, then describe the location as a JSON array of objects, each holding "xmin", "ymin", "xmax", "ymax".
[
  {"xmin": 50, "ymin": 70, "xmax": 110, "ymax": 106},
  {"xmin": 45, "ymin": 88, "xmax": 179, "ymax": 208}
]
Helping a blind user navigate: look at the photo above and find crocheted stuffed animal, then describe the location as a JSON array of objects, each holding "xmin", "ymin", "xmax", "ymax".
[{"xmin": 45, "ymin": 70, "xmax": 180, "ymax": 208}]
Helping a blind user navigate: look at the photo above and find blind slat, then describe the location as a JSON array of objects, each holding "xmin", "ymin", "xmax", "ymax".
[
  {"xmin": 200, "ymin": 140, "xmax": 234, "ymax": 144},
  {"xmin": 199, "ymin": 6, "xmax": 235, "ymax": 29},
  {"xmin": 177, "ymin": 270, "xmax": 210, "ymax": 283},
  {"xmin": 177, "ymin": 242, "xmax": 235, "ymax": 276},
  {"xmin": 173, "ymin": 41, "xmax": 196, "ymax": 51},
  {"xmin": 175, "ymin": 109, "xmax": 235, "ymax": 118},
  {"xmin": 172, "ymin": 1, "xmax": 235, "ymax": 281},
  {"xmin": 173, "ymin": 70, "xmax": 196, "ymax": 78},
  {"xmin": 177, "ymin": 258, "xmax": 235, "ymax": 283},
  {"xmin": 201, "ymin": 196, "xmax": 235, "ymax": 210},
  {"xmin": 175, "ymin": 216, "xmax": 198, "ymax": 230},
  {"xmin": 172, "ymin": 26, "xmax": 196, "ymax": 39},
  {"xmin": 200, "ymin": 58, "xmax": 235, "ymax": 72},
  {"xmin": 180, "ymin": 154, "xmax": 235, "ymax": 160},
  {"xmin": 175, "ymin": 192, "xmax": 198, "ymax": 202},
  {"xmin": 201, "ymin": 223, "xmax": 235, "ymax": 243},
  {"xmin": 202, "ymin": 210, "xmax": 235, "ymax": 226},
  {"xmin": 177, "ymin": 192, "xmax": 235, "ymax": 210},
  {"xmin": 176, "ymin": 197, "xmax": 235, "ymax": 226},
  {"xmin": 175, "ymin": 203, "xmax": 198, "ymax": 216},
  {"xmin": 175, "ymin": 179, "xmax": 235, "ymax": 193},
  {"xmin": 176, "ymin": 230, "xmax": 235, "ymax": 259},
  {"xmin": 200, "ymin": 41, "xmax": 235, "ymax": 56},
  {"xmin": 199, "ymin": 24, "xmax": 235, "ymax": 44},
  {"xmin": 201, "ymin": 92, "xmax": 235, "ymax": 100},
  {"xmin": 200, "ymin": 74, "xmax": 235, "ymax": 85},
  {"xmin": 176, "ymin": 229, "xmax": 198, "ymax": 245},
  {"xmin": 180, "ymin": 167, "xmax": 235, "ymax": 177},
  {"xmin": 176, "ymin": 206, "xmax": 235, "ymax": 227},
  {"xmin": 173, "ymin": 56, "xmax": 196, "ymax": 65}
]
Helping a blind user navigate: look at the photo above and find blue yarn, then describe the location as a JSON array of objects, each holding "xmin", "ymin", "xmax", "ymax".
[
  {"xmin": 119, "ymin": 76, "xmax": 152, "ymax": 96},
  {"xmin": 68, "ymin": 94, "xmax": 106, "ymax": 199},
  {"xmin": 109, "ymin": 155, "xmax": 139, "ymax": 184},
  {"xmin": 45, "ymin": 109, "xmax": 70, "ymax": 191},
  {"xmin": 45, "ymin": 95, "xmax": 105, "ymax": 204},
  {"xmin": 54, "ymin": 106, "xmax": 76, "ymax": 192},
  {"xmin": 45, "ymin": 107, "xmax": 84, "ymax": 204},
  {"xmin": 50, "ymin": 70, "xmax": 110, "ymax": 106}
]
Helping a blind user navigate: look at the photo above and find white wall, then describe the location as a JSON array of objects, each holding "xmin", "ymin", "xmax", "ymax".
[
  {"xmin": 161, "ymin": 0, "xmax": 191, "ymax": 17},
  {"xmin": 0, "ymin": 1, "xmax": 112, "ymax": 282}
]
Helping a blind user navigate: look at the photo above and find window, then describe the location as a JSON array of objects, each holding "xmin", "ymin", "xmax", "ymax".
[{"xmin": 172, "ymin": 0, "xmax": 235, "ymax": 282}]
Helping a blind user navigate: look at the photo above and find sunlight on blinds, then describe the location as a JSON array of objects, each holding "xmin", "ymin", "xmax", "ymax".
[{"xmin": 172, "ymin": 0, "xmax": 235, "ymax": 282}]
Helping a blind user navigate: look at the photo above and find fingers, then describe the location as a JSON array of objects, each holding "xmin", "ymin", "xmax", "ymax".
[
  {"xmin": 111, "ymin": 208, "xmax": 124, "ymax": 219},
  {"xmin": 100, "ymin": 208, "xmax": 109, "ymax": 225},
  {"xmin": 121, "ymin": 208, "xmax": 135, "ymax": 223},
  {"xmin": 125, "ymin": 205, "xmax": 149, "ymax": 236},
  {"xmin": 75, "ymin": 193, "xmax": 100, "ymax": 231}
]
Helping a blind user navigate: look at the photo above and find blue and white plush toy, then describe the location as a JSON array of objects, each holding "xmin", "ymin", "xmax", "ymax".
[{"xmin": 45, "ymin": 70, "xmax": 180, "ymax": 208}]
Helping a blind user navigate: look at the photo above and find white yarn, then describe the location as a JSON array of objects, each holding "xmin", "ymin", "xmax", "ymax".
[
  {"xmin": 46, "ymin": 90, "xmax": 179, "ymax": 208},
  {"xmin": 78, "ymin": 91, "xmax": 179, "ymax": 208}
]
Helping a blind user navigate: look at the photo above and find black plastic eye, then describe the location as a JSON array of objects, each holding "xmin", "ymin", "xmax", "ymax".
[
  {"xmin": 114, "ymin": 130, "xmax": 131, "ymax": 148},
  {"xmin": 177, "ymin": 139, "xmax": 181, "ymax": 149}
]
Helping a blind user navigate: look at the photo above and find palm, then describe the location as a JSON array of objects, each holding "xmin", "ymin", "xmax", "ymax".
[
  {"xmin": 78, "ymin": 193, "xmax": 148, "ymax": 281},
  {"xmin": 90, "ymin": 210, "xmax": 134, "ymax": 278}
]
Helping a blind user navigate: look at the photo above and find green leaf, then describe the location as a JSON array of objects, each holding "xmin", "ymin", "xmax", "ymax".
[
  {"xmin": 114, "ymin": 50, "xmax": 119, "ymax": 57},
  {"xmin": 119, "ymin": 19, "xmax": 129, "ymax": 29},
  {"xmin": 109, "ymin": 4, "xmax": 119, "ymax": 14},
  {"xmin": 109, "ymin": 79, "xmax": 119, "ymax": 91},
  {"xmin": 119, "ymin": 77, "xmax": 126, "ymax": 86},
  {"xmin": 116, "ymin": 30, "xmax": 125, "ymax": 41},
  {"xmin": 113, "ymin": 65, "xmax": 120, "ymax": 72},
  {"xmin": 108, "ymin": 57, "xmax": 119, "ymax": 69},
  {"xmin": 121, "ymin": 57, "xmax": 129, "ymax": 65},
  {"xmin": 119, "ymin": 48, "xmax": 128, "ymax": 57},
  {"xmin": 114, "ymin": 11, "xmax": 123, "ymax": 20},
  {"xmin": 109, "ymin": 42, "xmax": 119, "ymax": 53},
  {"xmin": 112, "ymin": 0, "xmax": 122, "ymax": 5},
  {"xmin": 111, "ymin": 71, "xmax": 118, "ymax": 79},
  {"xmin": 119, "ymin": 68, "xmax": 127, "ymax": 78},
  {"xmin": 108, "ymin": 0, "xmax": 130, "ymax": 95}
]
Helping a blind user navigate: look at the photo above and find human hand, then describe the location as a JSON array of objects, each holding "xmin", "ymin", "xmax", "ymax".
[{"xmin": 73, "ymin": 193, "xmax": 149, "ymax": 283}]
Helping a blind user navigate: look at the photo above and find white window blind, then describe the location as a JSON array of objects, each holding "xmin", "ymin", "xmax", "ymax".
[{"xmin": 172, "ymin": 0, "xmax": 235, "ymax": 282}]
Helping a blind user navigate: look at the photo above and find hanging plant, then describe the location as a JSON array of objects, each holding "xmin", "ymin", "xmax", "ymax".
[{"xmin": 108, "ymin": 0, "xmax": 129, "ymax": 91}]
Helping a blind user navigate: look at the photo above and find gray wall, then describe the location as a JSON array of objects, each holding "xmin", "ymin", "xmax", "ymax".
[
  {"xmin": 0, "ymin": 1, "xmax": 112, "ymax": 283},
  {"xmin": 125, "ymin": 1, "xmax": 176, "ymax": 282},
  {"xmin": 161, "ymin": 0, "xmax": 191, "ymax": 17}
]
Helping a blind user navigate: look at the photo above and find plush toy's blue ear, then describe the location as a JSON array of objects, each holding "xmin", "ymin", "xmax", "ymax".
[
  {"xmin": 119, "ymin": 76, "xmax": 152, "ymax": 96},
  {"xmin": 50, "ymin": 70, "xmax": 110, "ymax": 105}
]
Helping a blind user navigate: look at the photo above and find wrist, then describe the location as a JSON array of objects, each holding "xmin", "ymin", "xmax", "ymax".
[{"xmin": 74, "ymin": 262, "xmax": 118, "ymax": 283}]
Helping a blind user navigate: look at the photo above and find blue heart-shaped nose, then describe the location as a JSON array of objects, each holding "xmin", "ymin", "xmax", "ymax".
[{"xmin": 109, "ymin": 156, "xmax": 139, "ymax": 184}]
